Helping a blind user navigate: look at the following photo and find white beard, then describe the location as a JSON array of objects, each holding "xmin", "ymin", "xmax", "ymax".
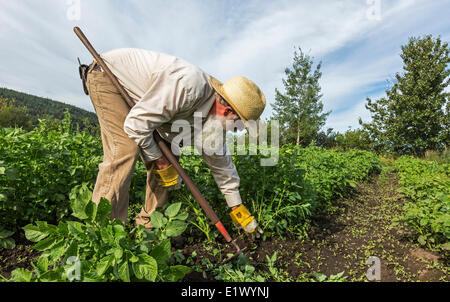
[{"xmin": 195, "ymin": 114, "xmax": 227, "ymax": 156}]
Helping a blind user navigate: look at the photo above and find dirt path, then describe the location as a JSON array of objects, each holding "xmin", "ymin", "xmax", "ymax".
[{"xmin": 246, "ymin": 170, "xmax": 449, "ymax": 282}]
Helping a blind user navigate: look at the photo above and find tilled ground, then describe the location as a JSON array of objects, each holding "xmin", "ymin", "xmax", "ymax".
[
  {"xmin": 182, "ymin": 171, "xmax": 449, "ymax": 282},
  {"xmin": 0, "ymin": 237, "xmax": 39, "ymax": 280}
]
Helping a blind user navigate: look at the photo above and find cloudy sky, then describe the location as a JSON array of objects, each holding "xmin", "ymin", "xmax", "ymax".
[{"xmin": 1, "ymin": 0, "xmax": 449, "ymax": 132}]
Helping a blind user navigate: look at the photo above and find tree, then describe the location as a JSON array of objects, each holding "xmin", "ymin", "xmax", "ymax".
[
  {"xmin": 334, "ymin": 128, "xmax": 373, "ymax": 152},
  {"xmin": 272, "ymin": 47, "xmax": 330, "ymax": 146},
  {"xmin": 0, "ymin": 97, "xmax": 33, "ymax": 130},
  {"xmin": 315, "ymin": 128, "xmax": 338, "ymax": 149},
  {"xmin": 0, "ymin": 87, "xmax": 99, "ymax": 131},
  {"xmin": 360, "ymin": 35, "xmax": 449, "ymax": 157}
]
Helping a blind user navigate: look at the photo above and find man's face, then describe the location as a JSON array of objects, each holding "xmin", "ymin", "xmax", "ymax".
[{"xmin": 212, "ymin": 94, "xmax": 242, "ymax": 130}]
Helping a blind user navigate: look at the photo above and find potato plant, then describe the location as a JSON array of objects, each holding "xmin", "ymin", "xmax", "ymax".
[
  {"xmin": 177, "ymin": 145, "xmax": 381, "ymax": 237},
  {"xmin": 3, "ymin": 184, "xmax": 191, "ymax": 282},
  {"xmin": 0, "ymin": 117, "xmax": 147, "ymax": 232},
  {"xmin": 394, "ymin": 156, "xmax": 450, "ymax": 250}
]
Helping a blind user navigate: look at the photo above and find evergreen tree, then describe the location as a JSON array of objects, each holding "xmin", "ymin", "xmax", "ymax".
[
  {"xmin": 360, "ymin": 35, "xmax": 449, "ymax": 156},
  {"xmin": 272, "ymin": 47, "xmax": 330, "ymax": 146}
]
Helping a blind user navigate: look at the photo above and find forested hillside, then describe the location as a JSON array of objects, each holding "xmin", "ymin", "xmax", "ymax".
[{"xmin": 0, "ymin": 87, "xmax": 98, "ymax": 130}]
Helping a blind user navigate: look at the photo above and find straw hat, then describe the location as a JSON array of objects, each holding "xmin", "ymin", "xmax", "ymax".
[{"xmin": 209, "ymin": 76, "xmax": 266, "ymax": 122}]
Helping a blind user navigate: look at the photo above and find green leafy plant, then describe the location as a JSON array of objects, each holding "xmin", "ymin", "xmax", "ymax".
[
  {"xmin": 312, "ymin": 271, "xmax": 347, "ymax": 282},
  {"xmin": 263, "ymin": 252, "xmax": 292, "ymax": 282},
  {"xmin": 394, "ymin": 156, "xmax": 450, "ymax": 249},
  {"xmin": 0, "ymin": 115, "xmax": 148, "ymax": 233},
  {"xmin": 177, "ymin": 145, "xmax": 380, "ymax": 238},
  {"xmin": 0, "ymin": 226, "xmax": 15, "ymax": 250},
  {"xmin": 5, "ymin": 185, "xmax": 191, "ymax": 282},
  {"xmin": 213, "ymin": 254, "xmax": 265, "ymax": 282}
]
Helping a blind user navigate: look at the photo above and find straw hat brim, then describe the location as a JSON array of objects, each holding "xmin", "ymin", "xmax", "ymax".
[{"xmin": 209, "ymin": 76, "xmax": 248, "ymax": 122}]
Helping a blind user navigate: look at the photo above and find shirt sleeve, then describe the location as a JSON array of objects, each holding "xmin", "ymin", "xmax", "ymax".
[
  {"xmin": 123, "ymin": 70, "xmax": 189, "ymax": 162},
  {"xmin": 200, "ymin": 141, "xmax": 242, "ymax": 208}
]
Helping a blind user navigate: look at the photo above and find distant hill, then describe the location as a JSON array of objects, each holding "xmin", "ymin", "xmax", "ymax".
[{"xmin": 0, "ymin": 87, "xmax": 99, "ymax": 129}]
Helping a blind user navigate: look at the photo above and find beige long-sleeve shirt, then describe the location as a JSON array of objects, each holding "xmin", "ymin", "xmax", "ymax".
[{"xmin": 100, "ymin": 48, "xmax": 242, "ymax": 207}]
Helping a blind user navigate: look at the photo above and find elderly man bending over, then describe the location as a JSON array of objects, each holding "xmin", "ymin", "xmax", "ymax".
[{"xmin": 85, "ymin": 48, "xmax": 266, "ymax": 233}]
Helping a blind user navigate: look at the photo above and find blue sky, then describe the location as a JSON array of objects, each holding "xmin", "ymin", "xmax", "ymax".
[{"xmin": 0, "ymin": 0, "xmax": 449, "ymax": 132}]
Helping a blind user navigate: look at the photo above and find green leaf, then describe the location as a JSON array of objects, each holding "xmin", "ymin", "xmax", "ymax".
[
  {"xmin": 57, "ymin": 222, "xmax": 69, "ymax": 237},
  {"xmin": 47, "ymin": 240, "xmax": 66, "ymax": 264},
  {"xmin": 23, "ymin": 224, "xmax": 50, "ymax": 242},
  {"xmin": 37, "ymin": 256, "xmax": 49, "ymax": 272},
  {"xmin": 96, "ymin": 198, "xmax": 112, "ymax": 224},
  {"xmin": 96, "ymin": 255, "xmax": 114, "ymax": 276},
  {"xmin": 0, "ymin": 238, "xmax": 15, "ymax": 249},
  {"xmin": 129, "ymin": 254, "xmax": 139, "ymax": 263},
  {"xmin": 167, "ymin": 265, "xmax": 192, "ymax": 281},
  {"xmin": 165, "ymin": 202, "xmax": 182, "ymax": 218},
  {"xmin": 33, "ymin": 236, "xmax": 58, "ymax": 251},
  {"xmin": 0, "ymin": 228, "xmax": 14, "ymax": 239},
  {"xmin": 39, "ymin": 271, "xmax": 61, "ymax": 282},
  {"xmin": 150, "ymin": 239, "xmax": 171, "ymax": 269},
  {"xmin": 113, "ymin": 248, "xmax": 123, "ymax": 260},
  {"xmin": 85, "ymin": 201, "xmax": 97, "ymax": 222},
  {"xmin": 136, "ymin": 254, "xmax": 158, "ymax": 281},
  {"xmin": 314, "ymin": 273, "xmax": 327, "ymax": 282},
  {"xmin": 113, "ymin": 224, "xmax": 127, "ymax": 243},
  {"xmin": 118, "ymin": 261, "xmax": 130, "ymax": 282},
  {"xmin": 67, "ymin": 221, "xmax": 85, "ymax": 237},
  {"xmin": 69, "ymin": 184, "xmax": 93, "ymax": 220},
  {"xmin": 173, "ymin": 212, "xmax": 189, "ymax": 221},
  {"xmin": 65, "ymin": 241, "xmax": 78, "ymax": 259},
  {"xmin": 100, "ymin": 227, "xmax": 115, "ymax": 245},
  {"xmin": 5, "ymin": 168, "xmax": 18, "ymax": 180},
  {"xmin": 10, "ymin": 268, "xmax": 33, "ymax": 282},
  {"xmin": 418, "ymin": 235, "xmax": 427, "ymax": 246},
  {"xmin": 132, "ymin": 262, "xmax": 143, "ymax": 280},
  {"xmin": 165, "ymin": 220, "xmax": 187, "ymax": 237},
  {"xmin": 35, "ymin": 221, "xmax": 57, "ymax": 235},
  {"xmin": 150, "ymin": 211, "xmax": 165, "ymax": 229},
  {"xmin": 83, "ymin": 272, "xmax": 104, "ymax": 282}
]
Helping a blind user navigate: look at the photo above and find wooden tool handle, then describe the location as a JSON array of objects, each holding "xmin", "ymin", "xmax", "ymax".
[{"xmin": 73, "ymin": 27, "xmax": 134, "ymax": 109}]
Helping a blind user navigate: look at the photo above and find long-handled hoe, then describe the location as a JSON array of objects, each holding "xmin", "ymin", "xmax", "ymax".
[{"xmin": 73, "ymin": 26, "xmax": 247, "ymax": 264}]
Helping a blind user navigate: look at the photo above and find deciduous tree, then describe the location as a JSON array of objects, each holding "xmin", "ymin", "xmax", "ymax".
[
  {"xmin": 272, "ymin": 47, "xmax": 330, "ymax": 146},
  {"xmin": 360, "ymin": 35, "xmax": 449, "ymax": 156}
]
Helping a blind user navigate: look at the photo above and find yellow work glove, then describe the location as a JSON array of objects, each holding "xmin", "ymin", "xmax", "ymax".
[
  {"xmin": 153, "ymin": 164, "xmax": 182, "ymax": 191},
  {"xmin": 230, "ymin": 205, "xmax": 259, "ymax": 233}
]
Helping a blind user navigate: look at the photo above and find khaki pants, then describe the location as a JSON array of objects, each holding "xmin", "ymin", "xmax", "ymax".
[{"xmin": 86, "ymin": 67, "xmax": 168, "ymax": 228}]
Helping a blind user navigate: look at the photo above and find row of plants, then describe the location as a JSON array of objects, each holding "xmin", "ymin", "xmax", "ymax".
[
  {"xmin": 175, "ymin": 144, "xmax": 381, "ymax": 239},
  {"xmin": 1, "ymin": 115, "xmax": 382, "ymax": 244},
  {"xmin": 1, "ymin": 184, "xmax": 191, "ymax": 282},
  {"xmin": 1, "ymin": 117, "xmax": 382, "ymax": 282},
  {"xmin": 0, "ymin": 117, "xmax": 148, "ymax": 235},
  {"xmin": 394, "ymin": 156, "xmax": 450, "ymax": 250}
]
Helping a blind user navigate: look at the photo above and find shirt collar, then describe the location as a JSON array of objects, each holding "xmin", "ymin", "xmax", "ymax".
[{"xmin": 194, "ymin": 86, "xmax": 216, "ymax": 120}]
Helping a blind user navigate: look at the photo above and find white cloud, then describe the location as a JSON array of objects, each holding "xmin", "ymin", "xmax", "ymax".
[
  {"xmin": 0, "ymin": 0, "xmax": 448, "ymax": 131},
  {"xmin": 326, "ymin": 91, "xmax": 387, "ymax": 133}
]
